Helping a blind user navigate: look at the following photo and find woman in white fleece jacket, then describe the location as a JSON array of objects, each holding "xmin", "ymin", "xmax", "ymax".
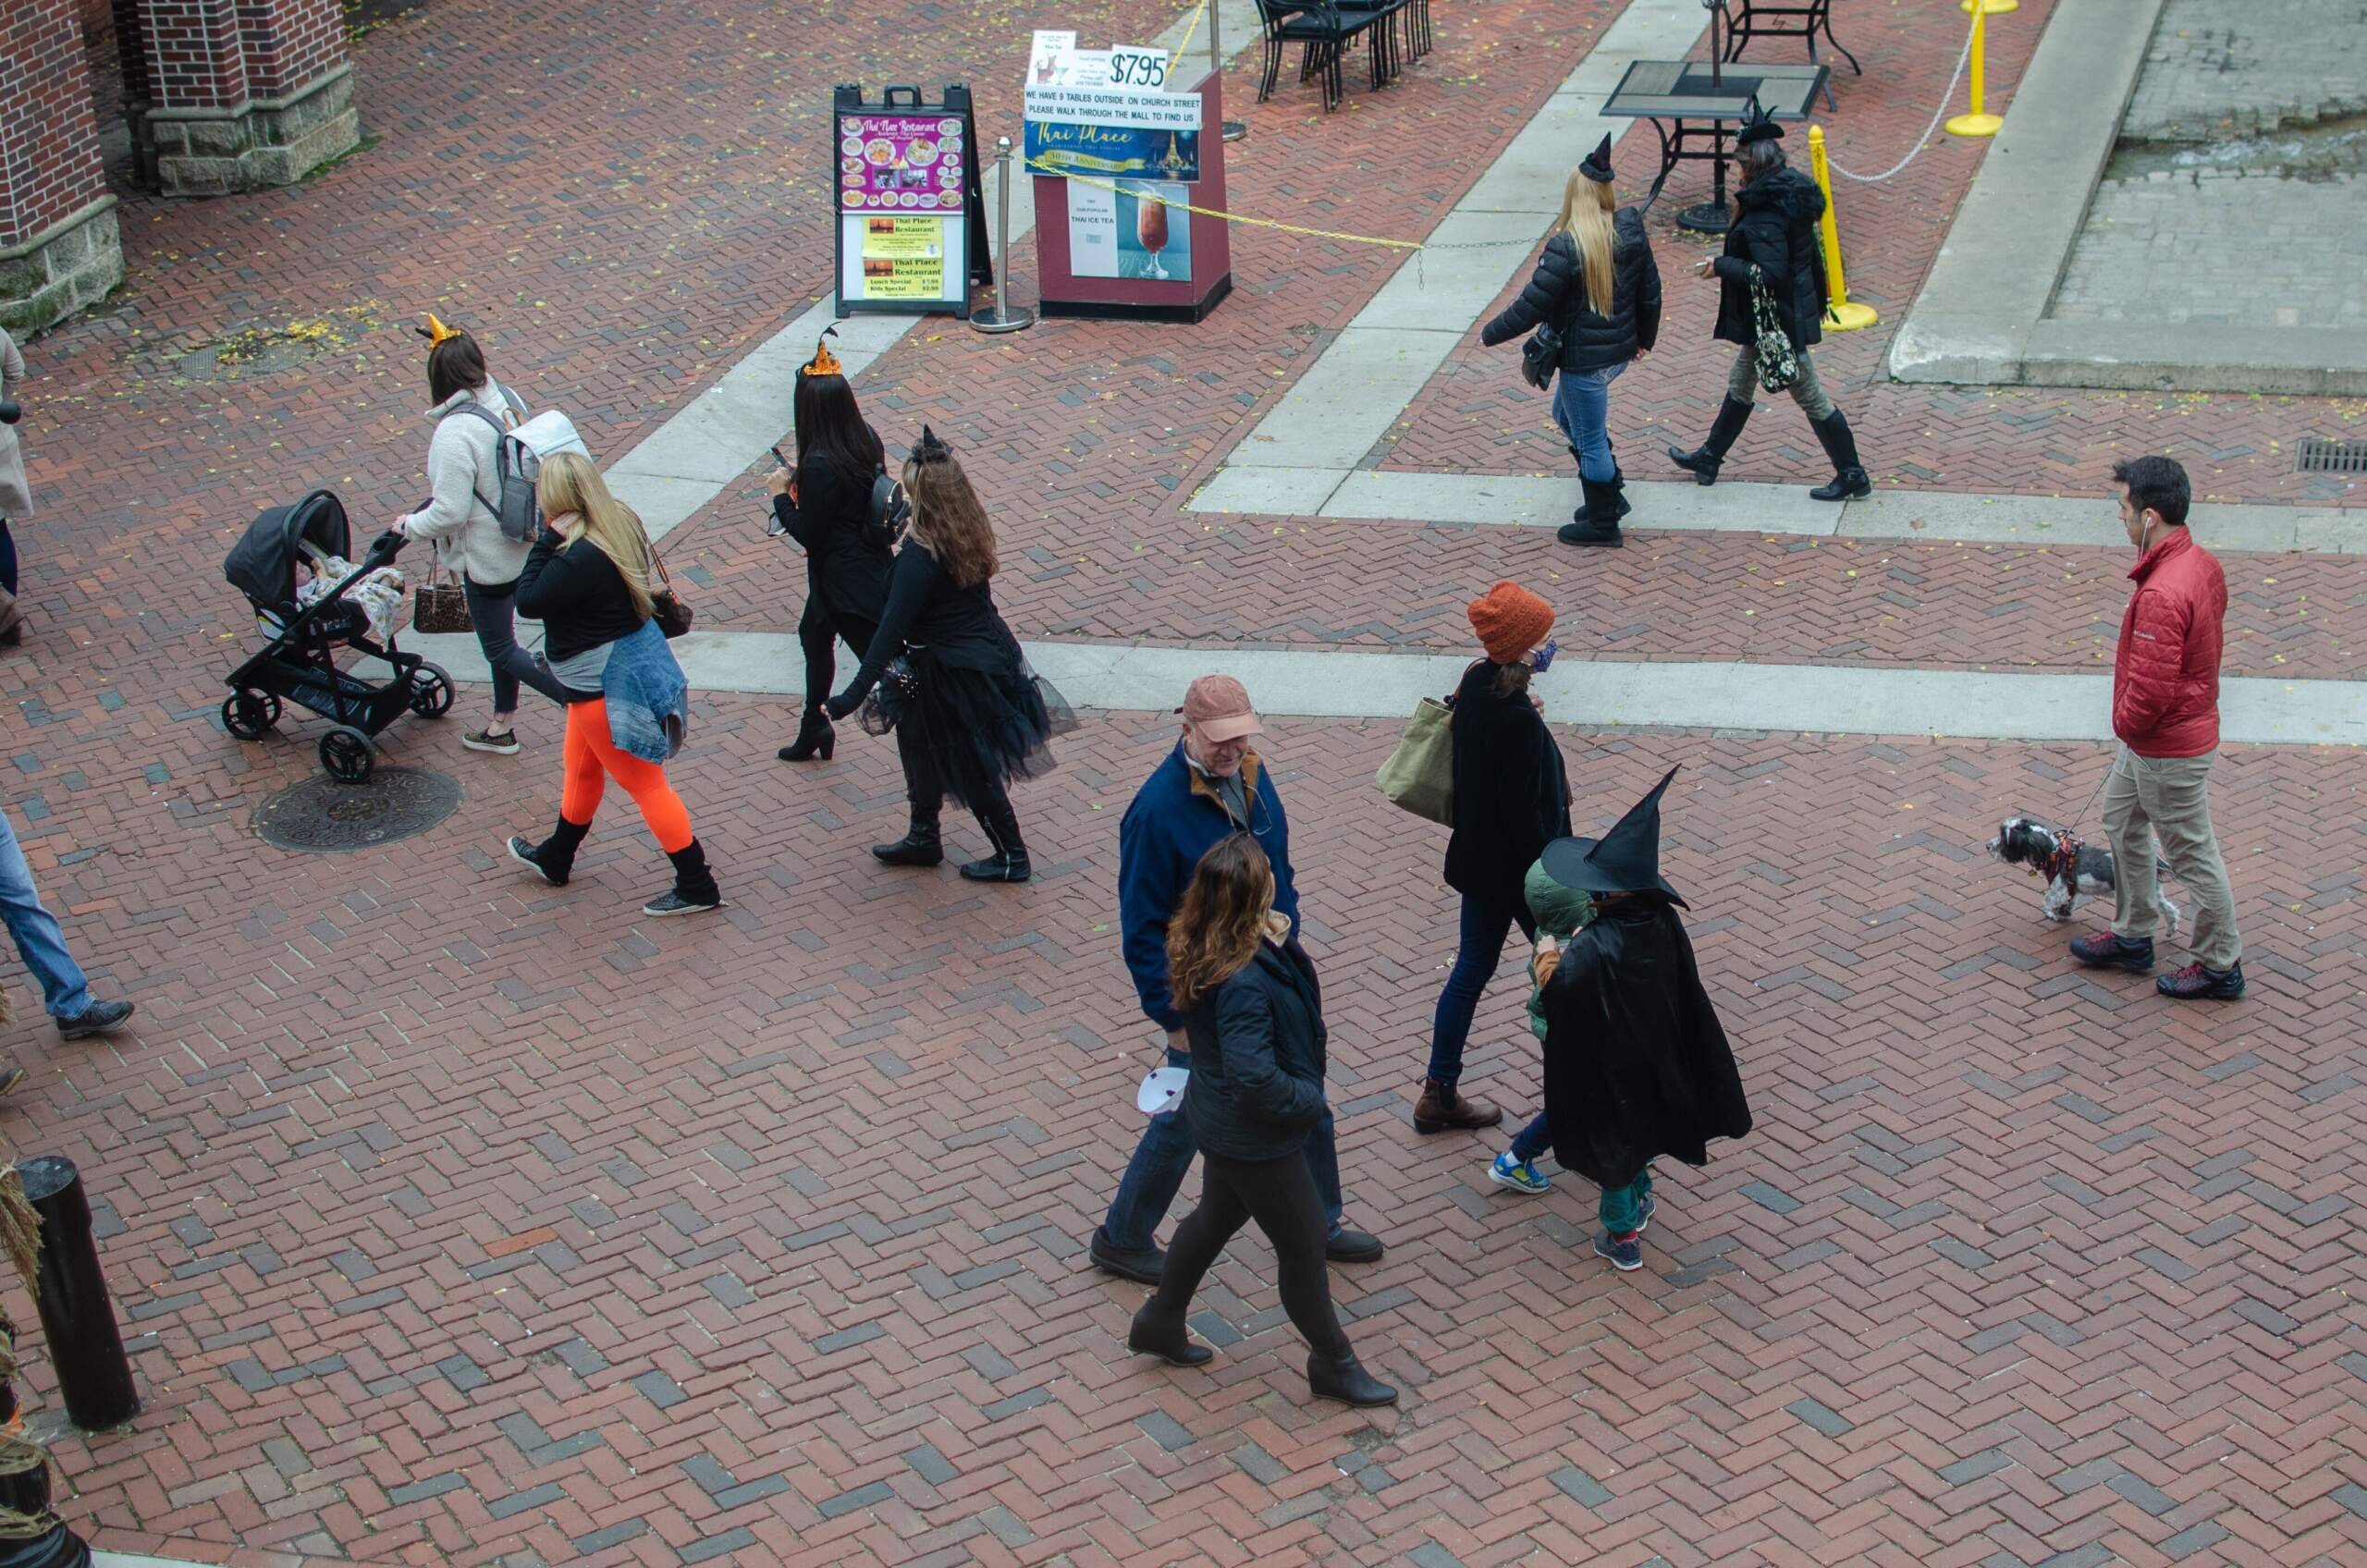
[{"xmin": 392, "ymin": 323, "xmax": 570, "ymax": 753}]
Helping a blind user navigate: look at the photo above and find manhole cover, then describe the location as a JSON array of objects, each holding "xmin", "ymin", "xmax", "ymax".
[
  {"xmin": 2297, "ymin": 438, "xmax": 2367, "ymax": 474},
  {"xmin": 253, "ymin": 767, "xmax": 461, "ymax": 852}
]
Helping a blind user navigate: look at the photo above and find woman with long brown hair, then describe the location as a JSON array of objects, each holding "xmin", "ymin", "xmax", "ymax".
[
  {"xmin": 507, "ymin": 453, "xmax": 721, "ymax": 915},
  {"xmin": 1126, "ymin": 833, "xmax": 1396, "ymax": 1407},
  {"xmin": 827, "ymin": 427, "xmax": 1064, "ymax": 882},
  {"xmin": 1480, "ymin": 135, "xmax": 1661, "ymax": 546}
]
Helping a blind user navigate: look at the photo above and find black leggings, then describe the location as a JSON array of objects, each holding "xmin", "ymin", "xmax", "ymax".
[
  {"xmin": 801, "ymin": 601, "xmax": 879, "ymax": 710},
  {"xmin": 1151, "ymin": 1146, "xmax": 1353, "ymax": 1361}
]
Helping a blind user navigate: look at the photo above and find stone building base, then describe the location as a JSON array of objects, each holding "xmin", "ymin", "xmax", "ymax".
[
  {"xmin": 141, "ymin": 64, "xmax": 361, "ymax": 198},
  {"xmin": 0, "ymin": 198, "xmax": 124, "ymax": 336}
]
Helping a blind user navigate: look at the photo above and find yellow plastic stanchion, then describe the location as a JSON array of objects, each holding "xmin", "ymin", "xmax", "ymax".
[
  {"xmin": 1960, "ymin": 0, "xmax": 2017, "ymax": 13},
  {"xmin": 1807, "ymin": 127, "xmax": 1877, "ymax": 331},
  {"xmin": 1945, "ymin": 5, "xmax": 2004, "ymax": 138}
]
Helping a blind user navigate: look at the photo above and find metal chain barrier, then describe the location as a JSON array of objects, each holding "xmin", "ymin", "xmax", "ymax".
[{"xmin": 1829, "ymin": 3, "xmax": 1981, "ymax": 183}]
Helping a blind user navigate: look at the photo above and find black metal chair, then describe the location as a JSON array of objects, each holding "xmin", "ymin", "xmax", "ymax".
[
  {"xmin": 1254, "ymin": 0, "xmax": 1379, "ymax": 110},
  {"xmin": 1337, "ymin": 0, "xmax": 1419, "ymax": 87},
  {"xmin": 1717, "ymin": 0, "xmax": 1858, "ymax": 110}
]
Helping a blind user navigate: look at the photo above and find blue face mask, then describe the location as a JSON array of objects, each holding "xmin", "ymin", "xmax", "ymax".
[{"xmin": 1531, "ymin": 638, "xmax": 1559, "ymax": 674}]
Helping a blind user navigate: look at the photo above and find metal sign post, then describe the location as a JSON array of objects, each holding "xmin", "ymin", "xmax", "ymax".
[
  {"xmin": 970, "ymin": 138, "xmax": 1036, "ymax": 333},
  {"xmin": 1209, "ymin": 0, "xmax": 1246, "ymax": 141}
]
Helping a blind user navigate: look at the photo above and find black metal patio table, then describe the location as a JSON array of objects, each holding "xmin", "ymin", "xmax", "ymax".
[
  {"xmin": 1600, "ymin": 58, "xmax": 1829, "ymax": 234},
  {"xmin": 1716, "ymin": 0, "xmax": 1861, "ymax": 110}
]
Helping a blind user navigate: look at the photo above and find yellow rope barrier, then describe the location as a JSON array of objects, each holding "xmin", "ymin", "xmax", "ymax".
[
  {"xmin": 1023, "ymin": 159, "xmax": 1427, "ymax": 250},
  {"xmin": 1171, "ymin": 0, "xmax": 1210, "ymax": 66}
]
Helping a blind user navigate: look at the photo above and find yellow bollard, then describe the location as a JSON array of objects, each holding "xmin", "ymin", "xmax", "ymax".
[
  {"xmin": 1946, "ymin": 5, "xmax": 2005, "ymax": 138},
  {"xmin": 1807, "ymin": 127, "xmax": 1878, "ymax": 331},
  {"xmin": 1960, "ymin": 0, "xmax": 2017, "ymax": 13}
]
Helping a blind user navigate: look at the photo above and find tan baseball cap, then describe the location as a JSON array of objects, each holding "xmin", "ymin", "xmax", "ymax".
[{"xmin": 1177, "ymin": 674, "xmax": 1261, "ymax": 742}]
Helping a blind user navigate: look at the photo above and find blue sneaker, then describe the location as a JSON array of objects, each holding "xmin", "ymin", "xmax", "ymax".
[
  {"xmin": 1489, "ymin": 1150, "xmax": 1550, "ymax": 1194},
  {"xmin": 1631, "ymin": 1190, "xmax": 1656, "ymax": 1236},
  {"xmin": 1594, "ymin": 1230, "xmax": 1643, "ymax": 1272}
]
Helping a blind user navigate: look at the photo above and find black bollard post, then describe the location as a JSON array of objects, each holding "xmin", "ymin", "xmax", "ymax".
[
  {"xmin": 0, "ymin": 1311, "xmax": 92, "ymax": 1568},
  {"xmin": 15, "ymin": 1160, "xmax": 136, "ymax": 1431}
]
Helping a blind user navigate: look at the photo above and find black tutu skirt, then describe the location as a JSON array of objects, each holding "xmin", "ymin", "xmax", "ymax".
[{"xmin": 860, "ymin": 650, "xmax": 1076, "ymax": 807}]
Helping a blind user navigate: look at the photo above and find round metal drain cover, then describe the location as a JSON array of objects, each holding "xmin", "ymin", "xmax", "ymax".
[{"xmin": 253, "ymin": 767, "xmax": 462, "ymax": 853}]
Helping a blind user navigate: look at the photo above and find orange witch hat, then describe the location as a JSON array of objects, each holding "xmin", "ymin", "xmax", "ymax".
[
  {"xmin": 801, "ymin": 326, "xmax": 843, "ymax": 378},
  {"xmin": 414, "ymin": 312, "xmax": 463, "ymax": 347}
]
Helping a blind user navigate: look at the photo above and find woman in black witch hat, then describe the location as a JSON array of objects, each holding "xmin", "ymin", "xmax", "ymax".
[
  {"xmin": 1527, "ymin": 766, "xmax": 1752, "ymax": 1272},
  {"xmin": 1478, "ymin": 134, "xmax": 1662, "ymax": 547},
  {"xmin": 769, "ymin": 327, "xmax": 896, "ymax": 762},
  {"xmin": 827, "ymin": 427, "xmax": 1070, "ymax": 882},
  {"xmin": 1665, "ymin": 104, "xmax": 1873, "ymax": 502}
]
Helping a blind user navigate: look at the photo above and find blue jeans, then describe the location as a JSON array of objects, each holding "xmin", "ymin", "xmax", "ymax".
[
  {"xmin": 0, "ymin": 807, "xmax": 92, "ymax": 1020},
  {"xmin": 1425, "ymin": 890, "xmax": 1538, "ymax": 1085},
  {"xmin": 1102, "ymin": 1047, "xmax": 1346, "ymax": 1252},
  {"xmin": 465, "ymin": 576, "xmax": 571, "ymax": 717},
  {"xmin": 1551, "ymin": 363, "xmax": 1625, "ymax": 483}
]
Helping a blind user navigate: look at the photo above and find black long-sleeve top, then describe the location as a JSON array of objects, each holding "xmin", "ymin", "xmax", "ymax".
[
  {"xmin": 773, "ymin": 446, "xmax": 893, "ymax": 627},
  {"xmin": 827, "ymin": 541, "xmax": 1022, "ymax": 716},
  {"xmin": 516, "ymin": 527, "xmax": 644, "ymax": 662}
]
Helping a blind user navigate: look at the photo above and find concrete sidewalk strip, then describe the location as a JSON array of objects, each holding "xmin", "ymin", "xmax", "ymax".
[
  {"xmin": 1190, "ymin": 468, "xmax": 2360, "ymax": 553},
  {"xmin": 395, "ymin": 633, "xmax": 2367, "ymax": 747}
]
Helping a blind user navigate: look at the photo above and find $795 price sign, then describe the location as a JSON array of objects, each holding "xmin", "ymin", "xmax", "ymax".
[{"xmin": 1107, "ymin": 46, "xmax": 1170, "ymax": 88}]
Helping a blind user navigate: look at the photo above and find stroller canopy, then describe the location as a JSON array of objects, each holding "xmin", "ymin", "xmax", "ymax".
[{"xmin": 224, "ymin": 490, "xmax": 351, "ymax": 611}]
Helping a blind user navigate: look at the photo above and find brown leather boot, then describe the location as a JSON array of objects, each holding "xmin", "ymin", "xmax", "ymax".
[{"xmin": 1414, "ymin": 1077, "xmax": 1502, "ymax": 1134}]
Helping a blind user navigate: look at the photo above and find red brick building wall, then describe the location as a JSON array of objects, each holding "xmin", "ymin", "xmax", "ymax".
[
  {"xmin": 0, "ymin": 0, "xmax": 110, "ymax": 247},
  {"xmin": 236, "ymin": 0, "xmax": 347, "ymax": 99},
  {"xmin": 140, "ymin": 0, "xmax": 249, "ymax": 111}
]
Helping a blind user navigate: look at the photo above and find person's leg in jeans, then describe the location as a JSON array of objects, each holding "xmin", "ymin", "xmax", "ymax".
[
  {"xmin": 1300, "ymin": 1106, "xmax": 1348, "ymax": 1238},
  {"xmin": 1428, "ymin": 893, "xmax": 1515, "ymax": 1088},
  {"xmin": 465, "ymin": 577, "xmax": 570, "ymax": 733},
  {"xmin": 1508, "ymin": 1111, "xmax": 1552, "ymax": 1165},
  {"xmin": 1103, "ymin": 1046, "xmax": 1198, "ymax": 1255},
  {"xmin": 0, "ymin": 808, "xmax": 93, "ymax": 1020},
  {"xmin": 2135, "ymin": 753, "xmax": 2242, "ymax": 971},
  {"xmin": 1554, "ymin": 369, "xmax": 1615, "ymax": 483},
  {"xmin": 1781, "ymin": 349, "xmax": 1837, "ymax": 423}
]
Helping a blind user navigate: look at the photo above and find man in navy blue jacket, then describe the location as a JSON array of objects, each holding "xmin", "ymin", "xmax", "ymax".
[{"xmin": 1089, "ymin": 675, "xmax": 1385, "ymax": 1283}]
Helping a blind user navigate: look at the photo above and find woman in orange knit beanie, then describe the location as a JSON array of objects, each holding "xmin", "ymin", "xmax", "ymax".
[{"xmin": 1417, "ymin": 581, "xmax": 1574, "ymax": 1135}]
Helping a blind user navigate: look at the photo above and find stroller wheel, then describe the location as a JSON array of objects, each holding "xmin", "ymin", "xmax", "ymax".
[
  {"xmin": 221, "ymin": 689, "xmax": 281, "ymax": 741},
  {"xmin": 319, "ymin": 726, "xmax": 375, "ymax": 784},
  {"xmin": 411, "ymin": 662, "xmax": 456, "ymax": 718}
]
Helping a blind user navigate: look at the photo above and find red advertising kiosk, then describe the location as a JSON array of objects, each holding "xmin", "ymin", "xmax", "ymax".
[{"xmin": 1027, "ymin": 70, "xmax": 1233, "ymax": 323}]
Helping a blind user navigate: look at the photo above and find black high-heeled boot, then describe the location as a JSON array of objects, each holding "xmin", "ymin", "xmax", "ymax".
[
  {"xmin": 1306, "ymin": 1349, "xmax": 1398, "ymax": 1407},
  {"xmin": 872, "ymin": 813, "xmax": 944, "ymax": 867},
  {"xmin": 508, "ymin": 816, "xmax": 589, "ymax": 887},
  {"xmin": 644, "ymin": 838, "xmax": 723, "ymax": 915},
  {"xmin": 779, "ymin": 704, "xmax": 836, "ymax": 762},
  {"xmin": 1807, "ymin": 410, "xmax": 1874, "ymax": 501},
  {"xmin": 1127, "ymin": 1302, "xmax": 1213, "ymax": 1367},
  {"xmin": 1667, "ymin": 396, "xmax": 1753, "ymax": 485}
]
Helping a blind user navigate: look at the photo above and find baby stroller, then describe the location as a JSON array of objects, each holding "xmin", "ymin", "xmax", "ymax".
[{"xmin": 221, "ymin": 488, "xmax": 453, "ymax": 783}]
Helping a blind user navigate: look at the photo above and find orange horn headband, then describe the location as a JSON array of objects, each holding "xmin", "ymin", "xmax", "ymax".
[
  {"xmin": 801, "ymin": 327, "xmax": 843, "ymax": 378},
  {"xmin": 417, "ymin": 312, "xmax": 463, "ymax": 347}
]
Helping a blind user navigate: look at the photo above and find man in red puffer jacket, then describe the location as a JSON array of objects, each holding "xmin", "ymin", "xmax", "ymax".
[{"xmin": 2069, "ymin": 457, "xmax": 2245, "ymax": 999}]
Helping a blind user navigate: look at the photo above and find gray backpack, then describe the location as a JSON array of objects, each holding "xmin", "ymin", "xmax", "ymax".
[{"xmin": 450, "ymin": 384, "xmax": 541, "ymax": 544}]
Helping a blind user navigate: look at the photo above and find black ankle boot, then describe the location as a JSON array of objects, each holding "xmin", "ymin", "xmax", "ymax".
[
  {"xmin": 1306, "ymin": 1349, "xmax": 1398, "ymax": 1407},
  {"xmin": 1128, "ymin": 1303, "xmax": 1214, "ymax": 1367},
  {"xmin": 779, "ymin": 704, "xmax": 835, "ymax": 762},
  {"xmin": 959, "ymin": 801, "xmax": 1032, "ymax": 883},
  {"xmin": 1560, "ymin": 478, "xmax": 1626, "ymax": 547},
  {"xmin": 872, "ymin": 815, "xmax": 943, "ymax": 867},
  {"xmin": 1667, "ymin": 396, "xmax": 1752, "ymax": 485},
  {"xmin": 508, "ymin": 816, "xmax": 589, "ymax": 887},
  {"xmin": 1807, "ymin": 410, "xmax": 1873, "ymax": 500},
  {"xmin": 644, "ymin": 838, "xmax": 722, "ymax": 915}
]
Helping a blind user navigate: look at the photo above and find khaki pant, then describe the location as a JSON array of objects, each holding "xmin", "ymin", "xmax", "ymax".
[
  {"xmin": 1726, "ymin": 342, "xmax": 1837, "ymax": 421},
  {"xmin": 2101, "ymin": 744, "xmax": 2241, "ymax": 969}
]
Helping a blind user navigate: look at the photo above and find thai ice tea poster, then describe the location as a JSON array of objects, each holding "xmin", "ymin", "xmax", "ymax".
[{"xmin": 1069, "ymin": 180, "xmax": 1191, "ymax": 282}]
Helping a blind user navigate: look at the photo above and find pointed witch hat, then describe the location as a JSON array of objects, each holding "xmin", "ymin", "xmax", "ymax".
[
  {"xmin": 801, "ymin": 325, "xmax": 843, "ymax": 379},
  {"xmin": 1578, "ymin": 132, "xmax": 1615, "ymax": 185},
  {"xmin": 414, "ymin": 312, "xmax": 464, "ymax": 347},
  {"xmin": 1736, "ymin": 95, "xmax": 1784, "ymax": 146},
  {"xmin": 1541, "ymin": 764, "xmax": 1686, "ymax": 905}
]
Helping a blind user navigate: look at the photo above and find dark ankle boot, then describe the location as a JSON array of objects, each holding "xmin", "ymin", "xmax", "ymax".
[
  {"xmin": 1413, "ymin": 1076, "xmax": 1503, "ymax": 1133},
  {"xmin": 1807, "ymin": 410, "xmax": 1873, "ymax": 500},
  {"xmin": 779, "ymin": 704, "xmax": 835, "ymax": 762},
  {"xmin": 1560, "ymin": 478, "xmax": 1625, "ymax": 547},
  {"xmin": 1667, "ymin": 396, "xmax": 1752, "ymax": 485},
  {"xmin": 1606, "ymin": 464, "xmax": 1634, "ymax": 520},
  {"xmin": 1306, "ymin": 1349, "xmax": 1397, "ymax": 1407},
  {"xmin": 508, "ymin": 816, "xmax": 589, "ymax": 887},
  {"xmin": 872, "ymin": 814, "xmax": 943, "ymax": 867},
  {"xmin": 1127, "ymin": 1303, "xmax": 1214, "ymax": 1367},
  {"xmin": 644, "ymin": 838, "xmax": 722, "ymax": 915},
  {"xmin": 959, "ymin": 801, "xmax": 1032, "ymax": 883}
]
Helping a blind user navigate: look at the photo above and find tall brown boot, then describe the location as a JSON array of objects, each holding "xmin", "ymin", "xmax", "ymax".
[{"xmin": 1414, "ymin": 1076, "xmax": 1502, "ymax": 1134}]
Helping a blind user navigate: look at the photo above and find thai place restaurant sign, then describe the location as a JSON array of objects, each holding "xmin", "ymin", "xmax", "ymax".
[{"xmin": 1023, "ymin": 82, "xmax": 1203, "ymax": 183}]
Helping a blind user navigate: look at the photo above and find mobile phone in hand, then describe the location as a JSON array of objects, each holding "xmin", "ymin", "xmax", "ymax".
[{"xmin": 770, "ymin": 444, "xmax": 789, "ymax": 469}]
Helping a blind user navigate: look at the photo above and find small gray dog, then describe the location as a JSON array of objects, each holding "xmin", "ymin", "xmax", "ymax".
[{"xmin": 1986, "ymin": 815, "xmax": 2180, "ymax": 934}]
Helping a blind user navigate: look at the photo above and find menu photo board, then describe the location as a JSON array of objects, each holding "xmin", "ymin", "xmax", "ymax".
[{"xmin": 832, "ymin": 83, "xmax": 992, "ymax": 319}]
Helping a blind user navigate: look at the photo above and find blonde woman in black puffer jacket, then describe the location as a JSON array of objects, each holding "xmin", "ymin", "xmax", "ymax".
[{"xmin": 1480, "ymin": 133, "xmax": 1662, "ymax": 547}]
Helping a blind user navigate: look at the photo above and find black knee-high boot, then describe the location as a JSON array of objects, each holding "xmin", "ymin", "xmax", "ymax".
[
  {"xmin": 1667, "ymin": 397, "xmax": 1752, "ymax": 485},
  {"xmin": 645, "ymin": 838, "xmax": 722, "ymax": 915},
  {"xmin": 959, "ymin": 792, "xmax": 1031, "ymax": 883},
  {"xmin": 509, "ymin": 816, "xmax": 589, "ymax": 887},
  {"xmin": 875, "ymin": 725, "xmax": 945, "ymax": 866},
  {"xmin": 1807, "ymin": 410, "xmax": 1873, "ymax": 500}
]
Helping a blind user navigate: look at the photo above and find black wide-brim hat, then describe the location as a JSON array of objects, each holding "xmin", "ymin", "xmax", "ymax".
[{"xmin": 1540, "ymin": 764, "xmax": 1687, "ymax": 905}]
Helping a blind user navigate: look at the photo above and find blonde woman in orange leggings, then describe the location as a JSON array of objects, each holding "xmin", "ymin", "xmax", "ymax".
[{"xmin": 507, "ymin": 453, "xmax": 721, "ymax": 915}]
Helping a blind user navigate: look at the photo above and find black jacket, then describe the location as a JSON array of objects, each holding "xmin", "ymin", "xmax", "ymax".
[
  {"xmin": 516, "ymin": 529, "xmax": 646, "ymax": 663},
  {"xmin": 1442, "ymin": 660, "xmax": 1571, "ymax": 900},
  {"xmin": 1539, "ymin": 900, "xmax": 1751, "ymax": 1187},
  {"xmin": 1181, "ymin": 937, "xmax": 1330, "ymax": 1162},
  {"xmin": 828, "ymin": 541, "xmax": 1024, "ymax": 717},
  {"xmin": 774, "ymin": 445, "xmax": 894, "ymax": 630},
  {"xmin": 1480, "ymin": 210, "xmax": 1662, "ymax": 372},
  {"xmin": 1711, "ymin": 166, "xmax": 1827, "ymax": 351}
]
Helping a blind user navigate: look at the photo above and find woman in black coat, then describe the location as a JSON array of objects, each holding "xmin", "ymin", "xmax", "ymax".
[
  {"xmin": 1417, "ymin": 581, "xmax": 1572, "ymax": 1136},
  {"xmin": 770, "ymin": 333, "xmax": 897, "ymax": 761},
  {"xmin": 1665, "ymin": 112, "xmax": 1872, "ymax": 501},
  {"xmin": 1126, "ymin": 833, "xmax": 1397, "ymax": 1408},
  {"xmin": 1480, "ymin": 134, "xmax": 1661, "ymax": 546}
]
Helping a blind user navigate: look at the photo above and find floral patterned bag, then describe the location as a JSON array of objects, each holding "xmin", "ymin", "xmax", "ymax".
[{"xmin": 1748, "ymin": 264, "xmax": 1800, "ymax": 393}]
